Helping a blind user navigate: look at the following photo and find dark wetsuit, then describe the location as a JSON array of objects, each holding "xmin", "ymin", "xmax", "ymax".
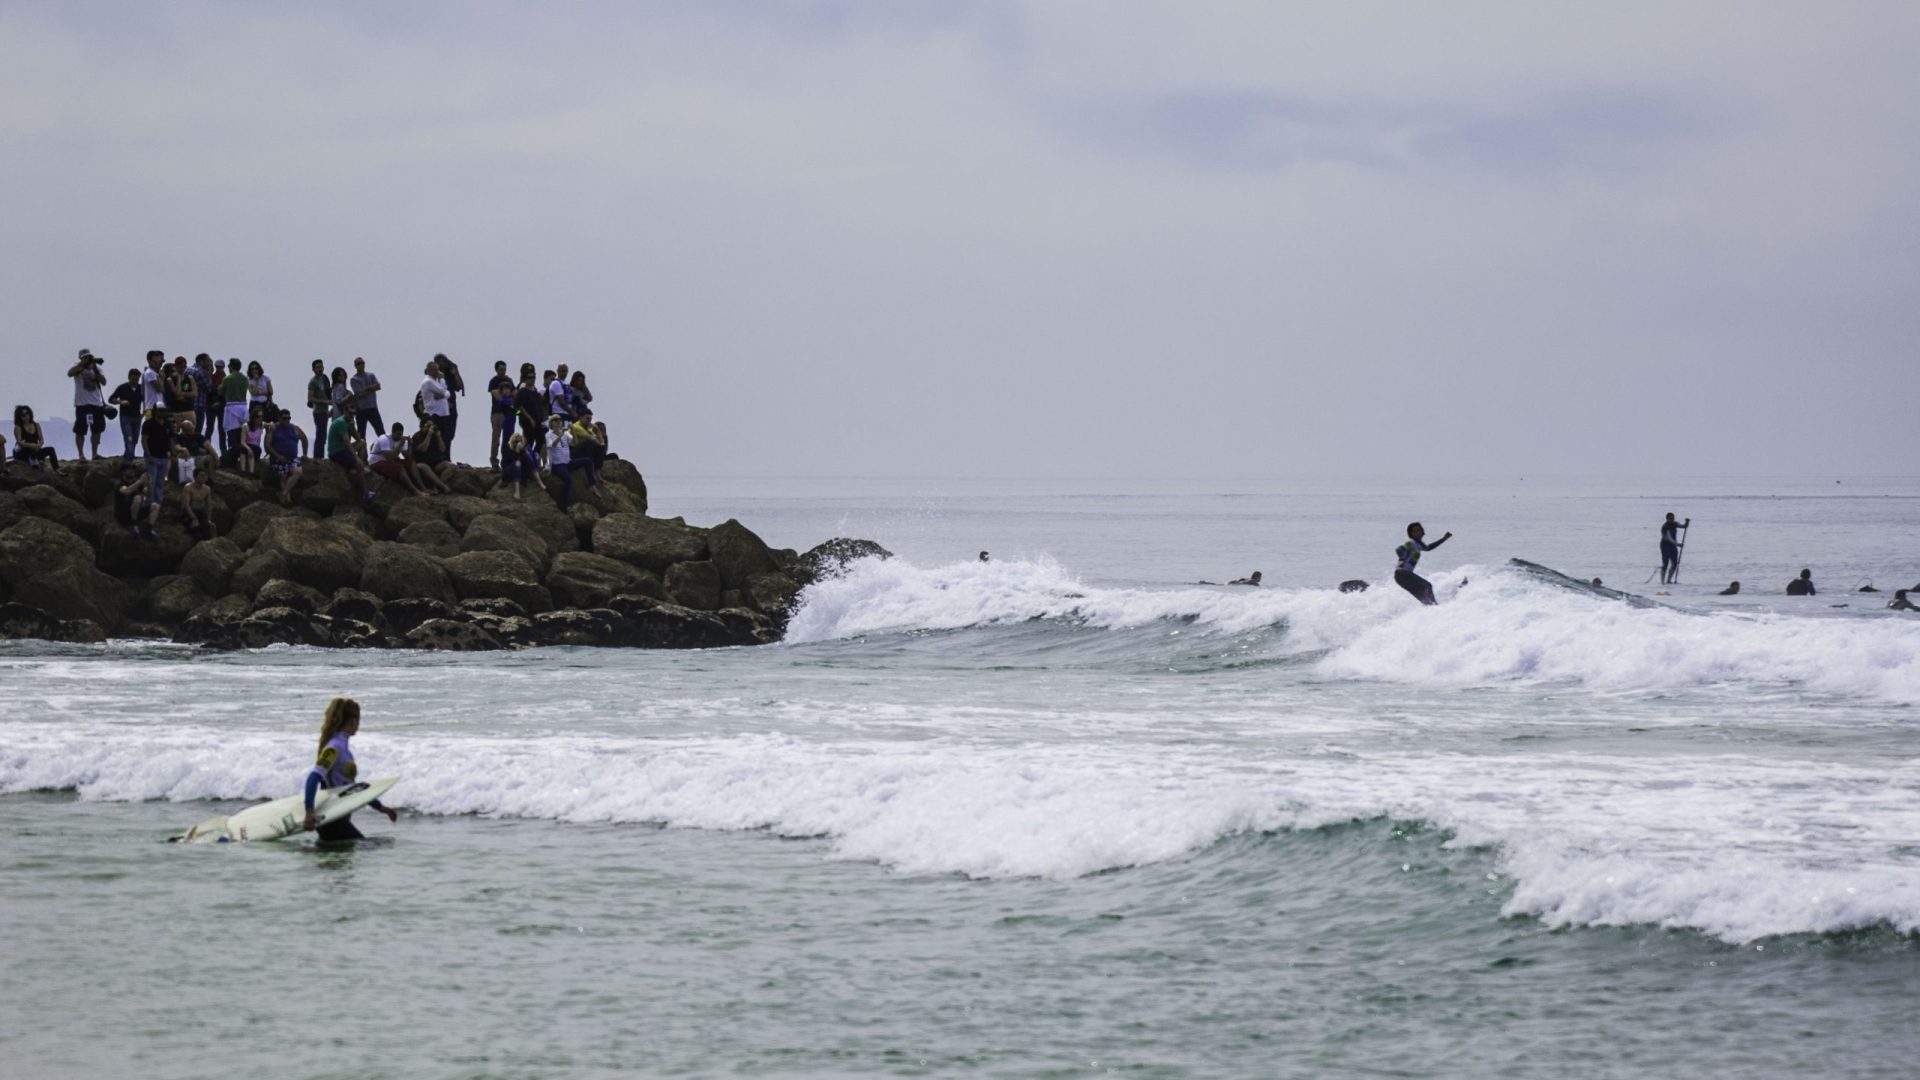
[
  {"xmin": 1660, "ymin": 520, "xmax": 1686, "ymax": 583},
  {"xmin": 1394, "ymin": 535, "xmax": 1446, "ymax": 605}
]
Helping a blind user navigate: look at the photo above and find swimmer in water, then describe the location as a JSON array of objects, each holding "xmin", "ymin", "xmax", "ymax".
[
  {"xmin": 1227, "ymin": 571, "xmax": 1262, "ymax": 586},
  {"xmin": 1719, "ymin": 581, "xmax": 1741, "ymax": 595},
  {"xmin": 1393, "ymin": 522, "xmax": 1451, "ymax": 605}
]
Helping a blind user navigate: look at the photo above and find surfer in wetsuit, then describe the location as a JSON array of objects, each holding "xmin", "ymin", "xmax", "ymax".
[
  {"xmin": 1393, "ymin": 522, "xmax": 1451, "ymax": 605},
  {"xmin": 1889, "ymin": 590, "xmax": 1916, "ymax": 611},
  {"xmin": 1227, "ymin": 571, "xmax": 1262, "ymax": 586},
  {"xmin": 302, "ymin": 697, "xmax": 397, "ymax": 841},
  {"xmin": 1659, "ymin": 513, "xmax": 1689, "ymax": 584},
  {"xmin": 1785, "ymin": 569, "xmax": 1817, "ymax": 596}
]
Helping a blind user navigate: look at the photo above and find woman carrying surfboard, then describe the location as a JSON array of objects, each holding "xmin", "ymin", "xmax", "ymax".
[{"xmin": 302, "ymin": 698, "xmax": 398, "ymax": 841}]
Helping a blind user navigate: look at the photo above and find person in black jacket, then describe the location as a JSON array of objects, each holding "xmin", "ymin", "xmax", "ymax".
[{"xmin": 1785, "ymin": 569, "xmax": 1816, "ymax": 596}]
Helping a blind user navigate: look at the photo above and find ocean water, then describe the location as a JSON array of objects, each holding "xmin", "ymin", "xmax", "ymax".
[{"xmin": 3, "ymin": 475, "xmax": 1918, "ymax": 1079}]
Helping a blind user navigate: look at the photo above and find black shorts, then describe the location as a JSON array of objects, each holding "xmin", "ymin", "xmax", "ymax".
[
  {"xmin": 73, "ymin": 405, "xmax": 107, "ymax": 434},
  {"xmin": 1394, "ymin": 569, "xmax": 1436, "ymax": 605}
]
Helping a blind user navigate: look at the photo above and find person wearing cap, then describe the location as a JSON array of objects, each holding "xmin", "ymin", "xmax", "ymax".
[{"xmin": 67, "ymin": 349, "xmax": 109, "ymax": 460}]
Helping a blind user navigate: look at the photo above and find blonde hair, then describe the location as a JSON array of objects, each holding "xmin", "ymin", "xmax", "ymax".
[{"xmin": 317, "ymin": 697, "xmax": 361, "ymax": 756}]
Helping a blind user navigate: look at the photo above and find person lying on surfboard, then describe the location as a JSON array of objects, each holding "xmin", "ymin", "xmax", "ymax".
[{"xmin": 302, "ymin": 697, "xmax": 397, "ymax": 841}]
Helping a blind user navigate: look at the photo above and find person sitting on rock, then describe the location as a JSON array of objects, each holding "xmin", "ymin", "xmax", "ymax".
[
  {"xmin": 1785, "ymin": 569, "xmax": 1817, "ymax": 596},
  {"xmin": 568, "ymin": 408, "xmax": 605, "ymax": 498},
  {"xmin": 113, "ymin": 463, "xmax": 155, "ymax": 539},
  {"xmin": 500, "ymin": 431, "xmax": 543, "ymax": 500},
  {"xmin": 1227, "ymin": 571, "xmax": 1263, "ymax": 586},
  {"xmin": 182, "ymin": 469, "xmax": 216, "ymax": 541},
  {"xmin": 545, "ymin": 414, "xmax": 576, "ymax": 510},
  {"xmin": 266, "ymin": 408, "xmax": 307, "ymax": 507},
  {"xmin": 1719, "ymin": 581, "xmax": 1741, "ymax": 595},
  {"xmin": 1889, "ymin": 590, "xmax": 1917, "ymax": 612},
  {"xmin": 407, "ymin": 418, "xmax": 457, "ymax": 487},
  {"xmin": 11, "ymin": 406, "xmax": 56, "ymax": 468},
  {"xmin": 386, "ymin": 421, "xmax": 452, "ymax": 497},
  {"xmin": 325, "ymin": 400, "xmax": 376, "ymax": 501}
]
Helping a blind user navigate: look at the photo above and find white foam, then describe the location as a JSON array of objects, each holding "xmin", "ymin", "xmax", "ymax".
[
  {"xmin": 787, "ymin": 557, "xmax": 1920, "ymax": 703},
  {"xmin": 6, "ymin": 722, "xmax": 1917, "ymax": 942}
]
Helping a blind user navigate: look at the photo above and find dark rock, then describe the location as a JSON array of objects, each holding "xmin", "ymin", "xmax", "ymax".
[
  {"xmin": 605, "ymin": 595, "xmax": 760, "ymax": 649},
  {"xmin": 544, "ymin": 551, "xmax": 647, "ymax": 609},
  {"xmin": 57, "ymin": 618, "xmax": 107, "ymax": 644},
  {"xmin": 405, "ymin": 618, "xmax": 502, "ymax": 652},
  {"xmin": 254, "ymin": 517, "xmax": 371, "ymax": 592},
  {"xmin": 331, "ymin": 505, "xmax": 379, "ymax": 539},
  {"xmin": 397, "ymin": 519, "xmax": 462, "ymax": 558},
  {"xmin": 358, "ymin": 542, "xmax": 458, "ymax": 603},
  {"xmin": 663, "ymin": 560, "xmax": 722, "ymax": 611},
  {"xmin": 381, "ymin": 497, "xmax": 459, "ymax": 540},
  {"xmin": 0, "ymin": 518, "xmax": 129, "ymax": 630},
  {"xmin": 79, "ymin": 466, "xmax": 121, "ymax": 509},
  {"xmin": 209, "ymin": 469, "xmax": 269, "ymax": 516},
  {"xmin": 523, "ymin": 608, "xmax": 619, "ymax": 647},
  {"xmin": 230, "ymin": 551, "xmax": 289, "ymax": 598},
  {"xmin": 322, "ymin": 588, "xmax": 385, "ymax": 626},
  {"xmin": 598, "ymin": 458, "xmax": 648, "ymax": 514},
  {"xmin": 10, "ymin": 485, "xmax": 102, "ymax": 548},
  {"xmin": 444, "ymin": 550, "xmax": 553, "ymax": 613},
  {"xmin": 228, "ymin": 605, "xmax": 329, "ymax": 648},
  {"xmin": 147, "ymin": 576, "xmax": 210, "ymax": 623},
  {"xmin": 227, "ymin": 501, "xmax": 292, "ymax": 551},
  {"xmin": 1338, "ymin": 579, "xmax": 1370, "ymax": 594},
  {"xmin": 382, "ymin": 597, "xmax": 459, "ymax": 634},
  {"xmin": 458, "ymin": 597, "xmax": 529, "ymax": 620},
  {"xmin": 744, "ymin": 572, "xmax": 800, "ymax": 618},
  {"xmin": 720, "ymin": 589, "xmax": 745, "ymax": 610},
  {"xmin": 707, "ymin": 518, "xmax": 780, "ymax": 589},
  {"xmin": 469, "ymin": 498, "xmax": 578, "ymax": 560},
  {"xmin": 195, "ymin": 594, "xmax": 253, "ymax": 622},
  {"xmin": 0, "ymin": 602, "xmax": 62, "ymax": 642},
  {"xmin": 463, "ymin": 610, "xmax": 535, "ymax": 643},
  {"xmin": 180, "ymin": 537, "xmax": 245, "ymax": 596},
  {"xmin": 713, "ymin": 607, "xmax": 782, "ymax": 646},
  {"xmin": 252, "ymin": 578, "xmax": 328, "ymax": 615},
  {"xmin": 436, "ymin": 495, "xmax": 503, "ymax": 535},
  {"xmin": 803, "ymin": 537, "xmax": 892, "ymax": 576},
  {"xmin": 567, "ymin": 504, "xmax": 600, "ymax": 550},
  {"xmin": 97, "ymin": 522, "xmax": 196, "ymax": 577},
  {"xmin": 593, "ymin": 514, "xmax": 708, "ymax": 573},
  {"xmin": 443, "ymin": 466, "xmax": 494, "ymax": 499},
  {"xmin": 460, "ymin": 514, "xmax": 551, "ymax": 575},
  {"xmin": 329, "ymin": 617, "xmax": 386, "ymax": 649},
  {"xmin": 295, "ymin": 460, "xmax": 360, "ymax": 514}
]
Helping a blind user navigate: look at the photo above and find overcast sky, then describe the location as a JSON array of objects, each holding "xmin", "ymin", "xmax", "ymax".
[{"xmin": 3, "ymin": 1, "xmax": 1915, "ymax": 478}]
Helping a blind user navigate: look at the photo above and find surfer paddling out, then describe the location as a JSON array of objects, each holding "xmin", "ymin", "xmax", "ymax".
[
  {"xmin": 1394, "ymin": 522, "xmax": 1451, "ymax": 606},
  {"xmin": 303, "ymin": 697, "xmax": 397, "ymax": 841}
]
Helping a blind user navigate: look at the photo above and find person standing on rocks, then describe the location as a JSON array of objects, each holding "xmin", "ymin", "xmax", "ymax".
[
  {"xmin": 567, "ymin": 370, "xmax": 593, "ymax": 416},
  {"xmin": 418, "ymin": 358, "xmax": 452, "ymax": 449},
  {"xmin": 219, "ymin": 362, "xmax": 251, "ymax": 466},
  {"xmin": 487, "ymin": 360, "xmax": 513, "ymax": 469},
  {"xmin": 139, "ymin": 407, "xmax": 173, "ymax": 534},
  {"xmin": 514, "ymin": 368, "xmax": 549, "ymax": 466},
  {"xmin": 433, "ymin": 353, "xmax": 465, "ymax": 450},
  {"xmin": 191, "ymin": 354, "xmax": 219, "ymax": 443},
  {"xmin": 266, "ymin": 408, "xmax": 307, "ymax": 506},
  {"xmin": 350, "ymin": 357, "xmax": 384, "ymax": 443},
  {"xmin": 247, "ymin": 360, "xmax": 274, "ymax": 415},
  {"xmin": 110, "ymin": 366, "xmax": 144, "ymax": 460},
  {"xmin": 142, "ymin": 351, "xmax": 168, "ymax": 417},
  {"xmin": 67, "ymin": 349, "xmax": 109, "ymax": 460},
  {"xmin": 545, "ymin": 414, "xmax": 575, "ymax": 510},
  {"xmin": 546, "ymin": 366, "xmax": 573, "ymax": 425},
  {"xmin": 569, "ymin": 408, "xmax": 605, "ymax": 497},
  {"xmin": 329, "ymin": 366, "xmax": 354, "ymax": 430},
  {"xmin": 305, "ymin": 359, "xmax": 331, "ymax": 444}
]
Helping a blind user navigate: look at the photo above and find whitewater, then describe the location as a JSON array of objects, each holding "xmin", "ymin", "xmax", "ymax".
[{"xmin": 3, "ymin": 475, "xmax": 1917, "ymax": 1078}]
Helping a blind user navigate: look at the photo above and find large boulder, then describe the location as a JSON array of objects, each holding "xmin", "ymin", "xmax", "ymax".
[
  {"xmin": 358, "ymin": 542, "xmax": 458, "ymax": 604},
  {"xmin": 251, "ymin": 578, "xmax": 328, "ymax": 615},
  {"xmin": 295, "ymin": 459, "xmax": 360, "ymax": 514},
  {"xmin": 0, "ymin": 519, "xmax": 129, "ymax": 630},
  {"xmin": 0, "ymin": 602, "xmax": 104, "ymax": 644},
  {"xmin": 605, "ymin": 595, "xmax": 757, "ymax": 649},
  {"xmin": 443, "ymin": 550, "xmax": 553, "ymax": 614},
  {"xmin": 209, "ymin": 468, "xmax": 269, "ymax": 516},
  {"xmin": 329, "ymin": 617, "xmax": 388, "ymax": 650},
  {"xmin": 803, "ymin": 537, "xmax": 893, "ymax": 576},
  {"xmin": 744, "ymin": 572, "xmax": 800, "ymax": 618},
  {"xmin": 381, "ymin": 597, "xmax": 459, "ymax": 634},
  {"xmin": 321, "ymin": 588, "xmax": 384, "ymax": 626},
  {"xmin": 706, "ymin": 519, "xmax": 780, "ymax": 589},
  {"xmin": 443, "ymin": 466, "xmax": 494, "ymax": 499},
  {"xmin": 471, "ymin": 496, "xmax": 578, "ymax": 559},
  {"xmin": 216, "ymin": 605, "xmax": 329, "ymax": 649},
  {"xmin": 522, "ymin": 608, "xmax": 619, "ymax": 648},
  {"xmin": 593, "ymin": 514, "xmax": 707, "ymax": 574},
  {"xmin": 567, "ymin": 504, "xmax": 600, "ymax": 550},
  {"xmin": 227, "ymin": 501, "xmax": 292, "ymax": 551},
  {"xmin": 331, "ymin": 505, "xmax": 378, "ymax": 539},
  {"xmin": 146, "ymin": 576, "xmax": 210, "ymax": 623},
  {"xmin": 8, "ymin": 485, "xmax": 102, "ymax": 548},
  {"xmin": 544, "ymin": 551, "xmax": 648, "ymax": 609},
  {"xmin": 405, "ymin": 618, "xmax": 502, "ymax": 652},
  {"xmin": 179, "ymin": 537, "xmax": 245, "ymax": 596},
  {"xmin": 397, "ymin": 519, "xmax": 462, "ymax": 558},
  {"xmin": 598, "ymin": 458, "xmax": 648, "ymax": 513},
  {"xmin": 230, "ymin": 551, "xmax": 289, "ymax": 598},
  {"xmin": 460, "ymin": 515, "xmax": 551, "ymax": 575},
  {"xmin": 254, "ymin": 517, "xmax": 371, "ymax": 592},
  {"xmin": 663, "ymin": 560, "xmax": 723, "ymax": 611},
  {"xmin": 97, "ymin": 522, "xmax": 196, "ymax": 578}
]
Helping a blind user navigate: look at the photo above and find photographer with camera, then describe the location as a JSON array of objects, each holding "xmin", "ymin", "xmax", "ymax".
[{"xmin": 67, "ymin": 349, "xmax": 110, "ymax": 461}]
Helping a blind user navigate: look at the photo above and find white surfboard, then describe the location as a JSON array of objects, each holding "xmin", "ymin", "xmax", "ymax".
[{"xmin": 171, "ymin": 776, "xmax": 399, "ymax": 844}]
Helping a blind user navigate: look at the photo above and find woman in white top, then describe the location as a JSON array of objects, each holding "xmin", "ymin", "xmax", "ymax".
[{"xmin": 247, "ymin": 361, "xmax": 274, "ymax": 410}]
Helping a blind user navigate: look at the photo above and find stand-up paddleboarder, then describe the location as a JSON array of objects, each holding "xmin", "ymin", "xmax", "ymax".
[
  {"xmin": 1394, "ymin": 522, "xmax": 1452, "ymax": 606},
  {"xmin": 1660, "ymin": 513, "xmax": 1690, "ymax": 584}
]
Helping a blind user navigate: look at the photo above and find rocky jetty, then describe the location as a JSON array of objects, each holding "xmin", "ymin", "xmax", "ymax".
[{"xmin": 0, "ymin": 459, "xmax": 887, "ymax": 651}]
